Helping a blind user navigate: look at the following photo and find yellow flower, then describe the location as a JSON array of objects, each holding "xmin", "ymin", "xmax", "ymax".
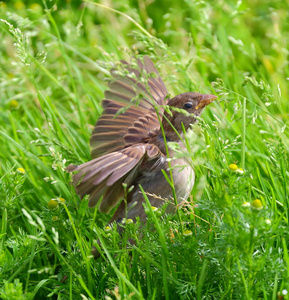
[
  {"xmin": 151, "ymin": 206, "xmax": 158, "ymax": 211},
  {"xmin": 242, "ymin": 201, "xmax": 250, "ymax": 208},
  {"xmin": 183, "ymin": 230, "xmax": 192, "ymax": 236},
  {"xmin": 126, "ymin": 218, "xmax": 133, "ymax": 224},
  {"xmin": 229, "ymin": 164, "xmax": 238, "ymax": 171},
  {"xmin": 251, "ymin": 199, "xmax": 263, "ymax": 210},
  {"xmin": 17, "ymin": 167, "xmax": 25, "ymax": 174},
  {"xmin": 52, "ymin": 216, "xmax": 59, "ymax": 221},
  {"xmin": 48, "ymin": 199, "xmax": 58, "ymax": 210},
  {"xmin": 105, "ymin": 226, "xmax": 111, "ymax": 231}
]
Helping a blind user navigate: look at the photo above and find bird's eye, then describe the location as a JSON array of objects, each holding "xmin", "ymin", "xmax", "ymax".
[{"xmin": 183, "ymin": 102, "xmax": 193, "ymax": 109}]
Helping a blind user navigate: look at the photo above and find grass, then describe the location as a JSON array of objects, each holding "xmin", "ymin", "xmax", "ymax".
[{"xmin": 0, "ymin": 0, "xmax": 289, "ymax": 299}]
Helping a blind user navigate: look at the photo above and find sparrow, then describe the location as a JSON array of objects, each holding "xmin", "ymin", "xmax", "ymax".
[{"xmin": 67, "ymin": 56, "xmax": 216, "ymax": 256}]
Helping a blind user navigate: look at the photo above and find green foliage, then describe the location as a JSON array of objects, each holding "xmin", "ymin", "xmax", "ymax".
[
  {"xmin": 0, "ymin": 0, "xmax": 288, "ymax": 299},
  {"xmin": 0, "ymin": 279, "xmax": 32, "ymax": 300}
]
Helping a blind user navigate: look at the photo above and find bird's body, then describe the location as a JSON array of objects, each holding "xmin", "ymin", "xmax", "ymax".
[
  {"xmin": 110, "ymin": 143, "xmax": 195, "ymax": 224},
  {"xmin": 67, "ymin": 56, "xmax": 216, "ymax": 252}
]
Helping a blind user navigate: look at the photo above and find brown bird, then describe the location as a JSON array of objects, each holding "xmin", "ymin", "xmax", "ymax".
[{"xmin": 67, "ymin": 56, "xmax": 216, "ymax": 255}]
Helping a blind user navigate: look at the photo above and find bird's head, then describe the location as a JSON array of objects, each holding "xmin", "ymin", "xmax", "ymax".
[{"xmin": 162, "ymin": 92, "xmax": 217, "ymax": 134}]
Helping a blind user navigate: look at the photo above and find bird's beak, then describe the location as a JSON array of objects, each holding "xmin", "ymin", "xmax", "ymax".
[{"xmin": 195, "ymin": 94, "xmax": 217, "ymax": 110}]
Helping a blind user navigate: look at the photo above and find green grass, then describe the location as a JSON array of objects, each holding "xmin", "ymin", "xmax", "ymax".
[{"xmin": 0, "ymin": 0, "xmax": 289, "ymax": 299}]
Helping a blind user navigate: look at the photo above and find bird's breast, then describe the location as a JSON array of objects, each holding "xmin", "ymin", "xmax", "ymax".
[
  {"xmin": 168, "ymin": 156, "xmax": 195, "ymax": 201},
  {"xmin": 125, "ymin": 154, "xmax": 195, "ymax": 222},
  {"xmin": 137, "ymin": 155, "xmax": 194, "ymax": 205}
]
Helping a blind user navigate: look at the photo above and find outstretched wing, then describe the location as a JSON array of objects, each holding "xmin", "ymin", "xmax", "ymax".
[
  {"xmin": 67, "ymin": 143, "xmax": 164, "ymax": 213},
  {"xmin": 90, "ymin": 56, "xmax": 169, "ymax": 159}
]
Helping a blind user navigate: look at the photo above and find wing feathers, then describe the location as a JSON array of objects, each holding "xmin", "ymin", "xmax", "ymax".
[
  {"xmin": 69, "ymin": 57, "xmax": 170, "ymax": 212},
  {"xmin": 106, "ymin": 159, "xmax": 141, "ymax": 186},
  {"xmin": 90, "ymin": 56, "xmax": 170, "ymax": 159},
  {"xmin": 67, "ymin": 144, "xmax": 161, "ymax": 213},
  {"xmin": 90, "ymin": 140, "xmax": 125, "ymax": 158},
  {"xmin": 93, "ymin": 157, "xmax": 134, "ymax": 186},
  {"xmin": 99, "ymin": 180, "xmax": 124, "ymax": 213}
]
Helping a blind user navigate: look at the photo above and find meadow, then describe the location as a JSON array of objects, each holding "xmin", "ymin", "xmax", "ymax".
[{"xmin": 0, "ymin": 0, "xmax": 288, "ymax": 299}]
